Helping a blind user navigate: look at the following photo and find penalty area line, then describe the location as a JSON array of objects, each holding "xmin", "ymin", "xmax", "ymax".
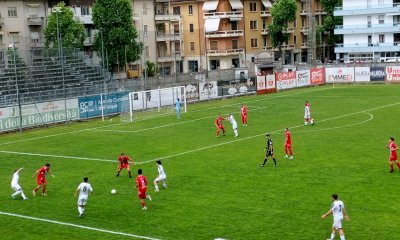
[
  {"xmin": 0, "ymin": 211, "xmax": 161, "ymax": 240},
  {"xmin": 0, "ymin": 151, "xmax": 116, "ymax": 163}
]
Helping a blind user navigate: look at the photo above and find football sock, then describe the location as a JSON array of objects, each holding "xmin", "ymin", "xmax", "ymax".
[
  {"xmin": 289, "ymin": 149, "xmax": 293, "ymax": 155},
  {"xmin": 141, "ymin": 201, "xmax": 145, "ymax": 207},
  {"xmin": 396, "ymin": 162, "xmax": 400, "ymax": 169},
  {"xmin": 340, "ymin": 235, "xmax": 345, "ymax": 240},
  {"xmin": 155, "ymin": 185, "xmax": 159, "ymax": 191},
  {"xmin": 12, "ymin": 190, "xmax": 21, "ymax": 198},
  {"xmin": 234, "ymin": 129, "xmax": 238, "ymax": 136},
  {"xmin": 20, "ymin": 191, "xmax": 27, "ymax": 199},
  {"xmin": 262, "ymin": 159, "xmax": 267, "ymax": 165},
  {"xmin": 128, "ymin": 171, "xmax": 132, "ymax": 177},
  {"xmin": 391, "ymin": 165, "xmax": 394, "ymax": 171},
  {"xmin": 330, "ymin": 233, "xmax": 335, "ymax": 240},
  {"xmin": 78, "ymin": 207, "xmax": 83, "ymax": 214},
  {"xmin": 273, "ymin": 158, "xmax": 277, "ymax": 165},
  {"xmin": 163, "ymin": 182, "xmax": 167, "ymax": 188}
]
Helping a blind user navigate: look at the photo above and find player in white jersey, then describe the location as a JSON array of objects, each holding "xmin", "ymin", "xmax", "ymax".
[
  {"xmin": 304, "ymin": 101, "xmax": 312, "ymax": 125},
  {"xmin": 154, "ymin": 160, "xmax": 167, "ymax": 192},
  {"xmin": 11, "ymin": 168, "xmax": 28, "ymax": 200},
  {"xmin": 227, "ymin": 113, "xmax": 238, "ymax": 137},
  {"xmin": 322, "ymin": 193, "xmax": 350, "ymax": 240},
  {"xmin": 74, "ymin": 177, "xmax": 93, "ymax": 217}
]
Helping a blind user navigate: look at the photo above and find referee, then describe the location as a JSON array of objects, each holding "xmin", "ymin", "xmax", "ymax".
[{"xmin": 260, "ymin": 133, "xmax": 277, "ymax": 167}]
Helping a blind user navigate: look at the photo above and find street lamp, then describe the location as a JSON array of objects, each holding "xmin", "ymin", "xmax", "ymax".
[
  {"xmin": 54, "ymin": 7, "xmax": 68, "ymax": 124},
  {"xmin": 9, "ymin": 40, "xmax": 23, "ymax": 132},
  {"xmin": 141, "ymin": 9, "xmax": 148, "ymax": 89}
]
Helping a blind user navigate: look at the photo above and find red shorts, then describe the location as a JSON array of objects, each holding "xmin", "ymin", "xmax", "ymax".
[
  {"xmin": 119, "ymin": 163, "xmax": 130, "ymax": 169},
  {"xmin": 285, "ymin": 143, "xmax": 291, "ymax": 148},
  {"xmin": 37, "ymin": 176, "xmax": 46, "ymax": 185},
  {"xmin": 390, "ymin": 155, "xmax": 398, "ymax": 161},
  {"xmin": 217, "ymin": 125, "xmax": 224, "ymax": 130},
  {"xmin": 138, "ymin": 189, "xmax": 147, "ymax": 199}
]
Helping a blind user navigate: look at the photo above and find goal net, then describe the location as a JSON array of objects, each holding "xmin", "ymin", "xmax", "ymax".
[{"xmin": 120, "ymin": 86, "xmax": 187, "ymax": 122}]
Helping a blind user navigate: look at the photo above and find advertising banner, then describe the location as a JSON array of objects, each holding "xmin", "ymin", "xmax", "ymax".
[
  {"xmin": 325, "ymin": 67, "xmax": 354, "ymax": 83},
  {"xmin": 386, "ymin": 66, "xmax": 400, "ymax": 82},
  {"xmin": 79, "ymin": 91, "xmax": 129, "ymax": 118},
  {"xmin": 310, "ymin": 68, "xmax": 325, "ymax": 85},
  {"xmin": 218, "ymin": 79, "xmax": 256, "ymax": 97},
  {"xmin": 370, "ymin": 67, "xmax": 385, "ymax": 81},
  {"xmin": 199, "ymin": 81, "xmax": 218, "ymax": 100},
  {"xmin": 0, "ymin": 99, "xmax": 79, "ymax": 132},
  {"xmin": 257, "ymin": 75, "xmax": 266, "ymax": 91},
  {"xmin": 185, "ymin": 83, "xmax": 200, "ymax": 102},
  {"xmin": 354, "ymin": 67, "xmax": 371, "ymax": 82},
  {"xmin": 276, "ymin": 71, "xmax": 296, "ymax": 90},
  {"xmin": 266, "ymin": 75, "xmax": 276, "ymax": 90},
  {"xmin": 296, "ymin": 70, "xmax": 310, "ymax": 87}
]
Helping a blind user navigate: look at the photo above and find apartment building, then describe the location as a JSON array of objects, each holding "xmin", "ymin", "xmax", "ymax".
[
  {"xmin": 0, "ymin": 0, "xmax": 48, "ymax": 55},
  {"xmin": 334, "ymin": 0, "xmax": 400, "ymax": 62}
]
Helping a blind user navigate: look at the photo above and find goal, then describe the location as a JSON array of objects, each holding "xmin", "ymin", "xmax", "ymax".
[{"xmin": 120, "ymin": 86, "xmax": 187, "ymax": 122}]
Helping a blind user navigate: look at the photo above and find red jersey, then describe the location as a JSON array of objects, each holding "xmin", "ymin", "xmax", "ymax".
[
  {"xmin": 38, "ymin": 166, "xmax": 48, "ymax": 179},
  {"xmin": 136, "ymin": 175, "xmax": 147, "ymax": 191},
  {"xmin": 240, "ymin": 106, "xmax": 247, "ymax": 116},
  {"xmin": 285, "ymin": 130, "xmax": 292, "ymax": 144},
  {"xmin": 118, "ymin": 155, "xmax": 130, "ymax": 165},
  {"xmin": 389, "ymin": 142, "xmax": 398, "ymax": 157},
  {"xmin": 215, "ymin": 116, "xmax": 224, "ymax": 127}
]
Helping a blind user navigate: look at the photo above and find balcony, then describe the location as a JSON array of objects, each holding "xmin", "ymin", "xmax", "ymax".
[
  {"xmin": 262, "ymin": 46, "xmax": 273, "ymax": 51},
  {"xmin": 31, "ymin": 41, "xmax": 43, "ymax": 48},
  {"xmin": 260, "ymin": 10, "xmax": 271, "ymax": 17},
  {"xmin": 156, "ymin": 33, "xmax": 181, "ymax": 42},
  {"xmin": 335, "ymin": 42, "xmax": 400, "ymax": 53},
  {"xmin": 283, "ymin": 27, "xmax": 295, "ymax": 33},
  {"xmin": 27, "ymin": 16, "xmax": 44, "ymax": 26},
  {"xmin": 282, "ymin": 43, "xmax": 295, "ymax": 50},
  {"xmin": 76, "ymin": 15, "xmax": 93, "ymax": 25},
  {"xmin": 157, "ymin": 52, "xmax": 182, "ymax": 63},
  {"xmin": 315, "ymin": 9, "xmax": 327, "ymax": 15},
  {"xmin": 301, "ymin": 43, "xmax": 308, "ymax": 49},
  {"xmin": 301, "ymin": 27, "xmax": 310, "ymax": 35},
  {"xmin": 300, "ymin": 10, "xmax": 310, "ymax": 16},
  {"xmin": 335, "ymin": 23, "xmax": 400, "ymax": 34},
  {"xmin": 203, "ymin": 11, "xmax": 243, "ymax": 20},
  {"xmin": 155, "ymin": 14, "xmax": 181, "ymax": 22},
  {"xmin": 261, "ymin": 28, "xmax": 269, "ymax": 35},
  {"xmin": 207, "ymin": 48, "xmax": 244, "ymax": 56},
  {"xmin": 334, "ymin": 4, "xmax": 400, "ymax": 16},
  {"xmin": 0, "ymin": 18, "xmax": 4, "ymax": 25},
  {"xmin": 206, "ymin": 30, "xmax": 244, "ymax": 38},
  {"xmin": 84, "ymin": 37, "xmax": 94, "ymax": 46}
]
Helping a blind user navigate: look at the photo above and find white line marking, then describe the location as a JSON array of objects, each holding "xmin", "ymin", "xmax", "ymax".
[
  {"xmin": 0, "ymin": 211, "xmax": 161, "ymax": 240},
  {"xmin": 0, "ymin": 151, "xmax": 116, "ymax": 162}
]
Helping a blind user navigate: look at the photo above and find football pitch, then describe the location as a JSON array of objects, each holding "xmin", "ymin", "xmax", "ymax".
[{"xmin": 1, "ymin": 84, "xmax": 400, "ymax": 240}]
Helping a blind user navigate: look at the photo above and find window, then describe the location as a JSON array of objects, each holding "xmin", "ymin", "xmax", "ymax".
[
  {"xmin": 28, "ymin": 6, "xmax": 39, "ymax": 17},
  {"xmin": 188, "ymin": 60, "xmax": 198, "ymax": 72},
  {"xmin": 367, "ymin": 16, "xmax": 372, "ymax": 27},
  {"xmin": 9, "ymin": 32, "xmax": 20, "ymax": 43},
  {"xmin": 189, "ymin": 24, "xmax": 194, "ymax": 32},
  {"xmin": 210, "ymin": 41, "xmax": 218, "ymax": 50},
  {"xmin": 379, "ymin": 34, "xmax": 385, "ymax": 43},
  {"xmin": 190, "ymin": 42, "xmax": 195, "ymax": 51},
  {"xmin": 144, "ymin": 25, "xmax": 148, "ymax": 36},
  {"xmin": 294, "ymin": 36, "xmax": 297, "ymax": 45},
  {"xmin": 250, "ymin": 21, "xmax": 257, "ymax": 30},
  {"xmin": 249, "ymin": 2, "xmax": 257, "ymax": 12},
  {"xmin": 263, "ymin": 37, "xmax": 267, "ymax": 47},
  {"xmin": 8, "ymin": 7, "xmax": 17, "ymax": 17},
  {"xmin": 231, "ymin": 21, "xmax": 238, "ymax": 30},
  {"xmin": 210, "ymin": 60, "xmax": 220, "ymax": 70},
  {"xmin": 143, "ymin": 3, "xmax": 147, "ymax": 15},
  {"xmin": 262, "ymin": 19, "xmax": 267, "ymax": 29},
  {"xmin": 378, "ymin": 15, "xmax": 384, "ymax": 24},
  {"xmin": 368, "ymin": 35, "xmax": 372, "ymax": 45},
  {"xmin": 232, "ymin": 39, "xmax": 238, "ymax": 49},
  {"xmin": 81, "ymin": 6, "xmax": 89, "ymax": 16},
  {"xmin": 188, "ymin": 5, "xmax": 193, "ymax": 15},
  {"xmin": 173, "ymin": 6, "xmax": 181, "ymax": 15},
  {"xmin": 293, "ymin": 19, "xmax": 297, "ymax": 28},
  {"xmin": 251, "ymin": 38, "xmax": 258, "ymax": 48},
  {"xmin": 145, "ymin": 46, "xmax": 149, "ymax": 58}
]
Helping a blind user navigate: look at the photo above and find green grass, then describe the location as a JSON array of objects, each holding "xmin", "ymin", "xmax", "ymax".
[{"xmin": 1, "ymin": 84, "xmax": 400, "ymax": 239}]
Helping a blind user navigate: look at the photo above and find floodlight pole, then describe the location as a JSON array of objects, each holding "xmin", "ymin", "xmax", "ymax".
[
  {"xmin": 11, "ymin": 38, "xmax": 23, "ymax": 132},
  {"xmin": 55, "ymin": 7, "xmax": 68, "ymax": 124}
]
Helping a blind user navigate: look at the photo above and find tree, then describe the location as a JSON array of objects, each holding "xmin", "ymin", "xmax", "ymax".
[
  {"xmin": 44, "ymin": 2, "xmax": 85, "ymax": 49},
  {"xmin": 269, "ymin": 0, "xmax": 297, "ymax": 62},
  {"xmin": 145, "ymin": 61, "xmax": 158, "ymax": 77},
  {"xmin": 92, "ymin": 0, "xmax": 142, "ymax": 70},
  {"xmin": 317, "ymin": 0, "xmax": 342, "ymax": 60}
]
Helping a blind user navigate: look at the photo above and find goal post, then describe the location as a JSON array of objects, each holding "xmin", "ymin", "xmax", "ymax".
[{"xmin": 120, "ymin": 86, "xmax": 187, "ymax": 122}]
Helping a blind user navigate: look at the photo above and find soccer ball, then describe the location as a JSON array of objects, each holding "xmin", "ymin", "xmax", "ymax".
[{"xmin": 111, "ymin": 189, "xmax": 117, "ymax": 195}]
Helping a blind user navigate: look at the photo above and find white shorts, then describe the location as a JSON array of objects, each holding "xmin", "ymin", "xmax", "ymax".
[
  {"xmin": 232, "ymin": 122, "xmax": 238, "ymax": 129},
  {"xmin": 11, "ymin": 184, "xmax": 21, "ymax": 191},
  {"xmin": 304, "ymin": 113, "xmax": 310, "ymax": 119},
  {"xmin": 155, "ymin": 175, "xmax": 166, "ymax": 182},
  {"xmin": 78, "ymin": 197, "xmax": 88, "ymax": 206},
  {"xmin": 333, "ymin": 218, "xmax": 343, "ymax": 230}
]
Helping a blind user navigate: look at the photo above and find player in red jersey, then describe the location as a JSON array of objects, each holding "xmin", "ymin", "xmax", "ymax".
[
  {"xmin": 32, "ymin": 163, "xmax": 54, "ymax": 196},
  {"xmin": 135, "ymin": 169, "xmax": 152, "ymax": 210},
  {"xmin": 215, "ymin": 114, "xmax": 226, "ymax": 138},
  {"xmin": 240, "ymin": 104, "xmax": 248, "ymax": 126},
  {"xmin": 387, "ymin": 137, "xmax": 400, "ymax": 173},
  {"xmin": 284, "ymin": 128, "xmax": 293, "ymax": 159},
  {"xmin": 116, "ymin": 153, "xmax": 133, "ymax": 178}
]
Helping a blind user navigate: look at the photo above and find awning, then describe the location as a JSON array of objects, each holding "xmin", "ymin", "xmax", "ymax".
[
  {"xmin": 228, "ymin": 0, "xmax": 243, "ymax": 10},
  {"xmin": 386, "ymin": 12, "xmax": 400, "ymax": 16},
  {"xmin": 205, "ymin": 18, "xmax": 220, "ymax": 32},
  {"xmin": 261, "ymin": 0, "xmax": 272, "ymax": 8},
  {"xmin": 203, "ymin": 0, "xmax": 219, "ymax": 11}
]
